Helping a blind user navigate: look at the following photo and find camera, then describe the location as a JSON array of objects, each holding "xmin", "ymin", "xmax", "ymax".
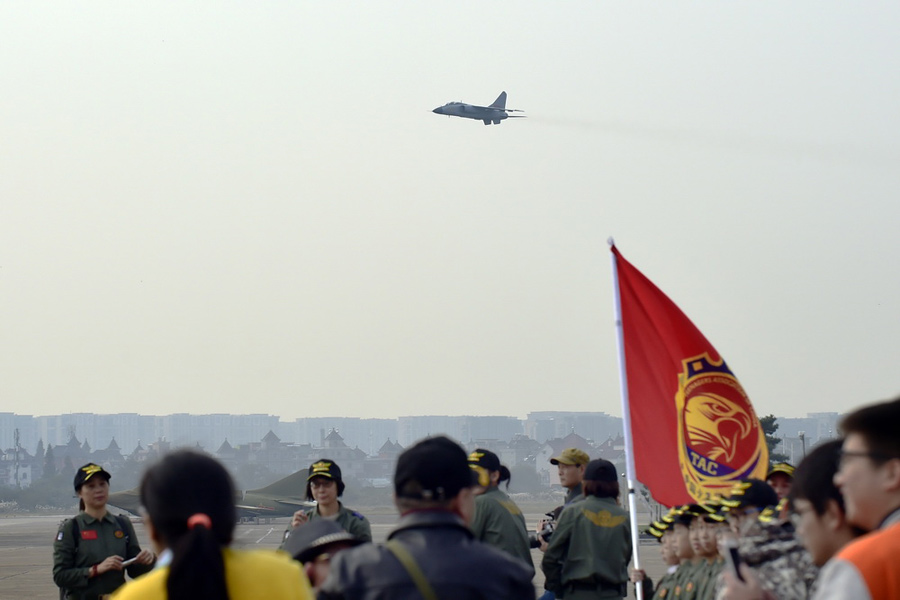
[{"xmin": 528, "ymin": 511, "xmax": 557, "ymax": 548}]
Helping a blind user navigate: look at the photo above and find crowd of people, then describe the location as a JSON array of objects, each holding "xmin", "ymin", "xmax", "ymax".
[{"xmin": 51, "ymin": 396, "xmax": 899, "ymax": 600}]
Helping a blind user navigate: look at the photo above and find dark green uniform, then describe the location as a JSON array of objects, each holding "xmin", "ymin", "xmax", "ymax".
[
  {"xmin": 470, "ymin": 485, "xmax": 534, "ymax": 574},
  {"xmin": 694, "ymin": 557, "xmax": 722, "ymax": 600},
  {"xmin": 541, "ymin": 496, "xmax": 632, "ymax": 599},
  {"xmin": 671, "ymin": 560, "xmax": 703, "ymax": 600},
  {"xmin": 53, "ymin": 512, "xmax": 152, "ymax": 600},
  {"xmin": 304, "ymin": 502, "xmax": 372, "ymax": 542},
  {"xmin": 651, "ymin": 567, "xmax": 679, "ymax": 599}
]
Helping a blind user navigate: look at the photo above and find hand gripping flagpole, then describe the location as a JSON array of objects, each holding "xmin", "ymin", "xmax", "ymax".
[{"xmin": 608, "ymin": 238, "xmax": 644, "ymax": 600}]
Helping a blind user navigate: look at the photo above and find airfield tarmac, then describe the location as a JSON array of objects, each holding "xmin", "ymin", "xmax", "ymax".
[{"xmin": 0, "ymin": 511, "xmax": 664, "ymax": 599}]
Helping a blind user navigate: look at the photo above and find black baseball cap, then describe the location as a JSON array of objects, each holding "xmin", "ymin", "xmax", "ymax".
[
  {"xmin": 468, "ymin": 448, "xmax": 502, "ymax": 472},
  {"xmin": 74, "ymin": 463, "xmax": 111, "ymax": 491},
  {"xmin": 721, "ymin": 478, "xmax": 779, "ymax": 510},
  {"xmin": 282, "ymin": 519, "xmax": 364, "ymax": 564},
  {"xmin": 395, "ymin": 436, "xmax": 478, "ymax": 501},
  {"xmin": 583, "ymin": 459, "xmax": 617, "ymax": 482},
  {"xmin": 671, "ymin": 505, "xmax": 695, "ymax": 527},
  {"xmin": 305, "ymin": 459, "xmax": 345, "ymax": 500}
]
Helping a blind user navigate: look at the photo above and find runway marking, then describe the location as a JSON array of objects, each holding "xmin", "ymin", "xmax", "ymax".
[{"xmin": 255, "ymin": 527, "xmax": 275, "ymax": 544}]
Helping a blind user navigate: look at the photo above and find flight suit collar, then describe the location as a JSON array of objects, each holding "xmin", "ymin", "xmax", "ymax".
[
  {"xmin": 80, "ymin": 511, "xmax": 117, "ymax": 526},
  {"xmin": 565, "ymin": 482, "xmax": 584, "ymax": 504}
]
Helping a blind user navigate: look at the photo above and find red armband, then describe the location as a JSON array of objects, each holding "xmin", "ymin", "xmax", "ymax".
[{"xmin": 90, "ymin": 564, "xmax": 98, "ymax": 577}]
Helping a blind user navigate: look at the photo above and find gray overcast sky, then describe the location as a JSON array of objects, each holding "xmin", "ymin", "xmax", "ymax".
[{"xmin": 3, "ymin": 2, "xmax": 898, "ymax": 421}]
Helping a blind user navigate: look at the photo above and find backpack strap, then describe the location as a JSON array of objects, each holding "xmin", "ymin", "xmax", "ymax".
[
  {"xmin": 385, "ymin": 540, "xmax": 440, "ymax": 600},
  {"xmin": 70, "ymin": 517, "xmax": 80, "ymax": 550},
  {"xmin": 113, "ymin": 515, "xmax": 130, "ymax": 540}
]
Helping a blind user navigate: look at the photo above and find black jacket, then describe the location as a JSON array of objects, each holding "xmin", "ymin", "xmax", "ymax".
[{"xmin": 317, "ymin": 509, "xmax": 535, "ymax": 600}]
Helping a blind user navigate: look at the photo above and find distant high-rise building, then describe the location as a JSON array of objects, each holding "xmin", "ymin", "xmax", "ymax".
[{"xmin": 525, "ymin": 411, "xmax": 622, "ymax": 444}]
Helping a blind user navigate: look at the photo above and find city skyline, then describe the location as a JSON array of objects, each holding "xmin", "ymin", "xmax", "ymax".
[{"xmin": 1, "ymin": 409, "xmax": 839, "ymax": 463}]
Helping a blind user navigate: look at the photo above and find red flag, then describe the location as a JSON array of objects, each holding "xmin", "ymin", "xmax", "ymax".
[{"xmin": 612, "ymin": 246, "xmax": 768, "ymax": 507}]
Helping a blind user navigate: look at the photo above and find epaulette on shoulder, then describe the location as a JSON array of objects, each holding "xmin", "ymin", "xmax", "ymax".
[{"xmin": 351, "ymin": 510, "xmax": 365, "ymax": 520}]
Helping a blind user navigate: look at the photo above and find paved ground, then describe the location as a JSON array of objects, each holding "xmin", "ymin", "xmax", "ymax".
[{"xmin": 0, "ymin": 511, "xmax": 664, "ymax": 599}]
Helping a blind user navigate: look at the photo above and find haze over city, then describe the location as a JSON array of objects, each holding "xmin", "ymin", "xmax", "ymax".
[{"xmin": 3, "ymin": 3, "xmax": 898, "ymax": 421}]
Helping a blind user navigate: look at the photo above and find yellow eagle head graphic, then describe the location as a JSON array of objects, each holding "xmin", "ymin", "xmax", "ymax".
[{"xmin": 684, "ymin": 393, "xmax": 753, "ymax": 464}]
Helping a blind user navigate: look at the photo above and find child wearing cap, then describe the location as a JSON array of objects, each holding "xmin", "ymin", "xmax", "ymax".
[
  {"xmin": 630, "ymin": 518, "xmax": 681, "ymax": 599},
  {"xmin": 686, "ymin": 504, "xmax": 725, "ymax": 600},
  {"xmin": 669, "ymin": 507, "xmax": 702, "ymax": 600},
  {"xmin": 765, "ymin": 462, "xmax": 795, "ymax": 501}
]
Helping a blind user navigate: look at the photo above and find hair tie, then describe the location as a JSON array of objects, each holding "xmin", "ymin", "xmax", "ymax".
[{"xmin": 187, "ymin": 513, "xmax": 212, "ymax": 530}]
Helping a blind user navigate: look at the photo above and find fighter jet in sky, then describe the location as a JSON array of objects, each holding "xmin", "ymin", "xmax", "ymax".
[
  {"xmin": 432, "ymin": 91, "xmax": 525, "ymax": 125},
  {"xmin": 108, "ymin": 468, "xmax": 314, "ymax": 521}
]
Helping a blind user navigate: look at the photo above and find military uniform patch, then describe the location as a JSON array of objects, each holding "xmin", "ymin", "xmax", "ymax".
[
  {"xmin": 659, "ymin": 589, "xmax": 668, "ymax": 598},
  {"xmin": 581, "ymin": 508, "xmax": 627, "ymax": 528},
  {"xmin": 56, "ymin": 531, "xmax": 64, "ymax": 541},
  {"xmin": 115, "ymin": 530, "xmax": 125, "ymax": 538}
]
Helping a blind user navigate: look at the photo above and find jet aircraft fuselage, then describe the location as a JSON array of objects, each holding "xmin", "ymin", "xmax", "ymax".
[{"xmin": 432, "ymin": 91, "xmax": 524, "ymax": 125}]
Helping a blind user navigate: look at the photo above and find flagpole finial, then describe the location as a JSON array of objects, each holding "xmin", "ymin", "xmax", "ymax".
[{"xmin": 607, "ymin": 237, "xmax": 615, "ymax": 247}]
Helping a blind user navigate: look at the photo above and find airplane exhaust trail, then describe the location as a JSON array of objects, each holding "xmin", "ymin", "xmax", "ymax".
[{"xmin": 526, "ymin": 115, "xmax": 899, "ymax": 168}]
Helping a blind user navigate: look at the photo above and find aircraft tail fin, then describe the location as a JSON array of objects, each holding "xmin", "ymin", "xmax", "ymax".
[
  {"xmin": 489, "ymin": 91, "xmax": 507, "ymax": 109},
  {"xmin": 247, "ymin": 469, "xmax": 308, "ymax": 496}
]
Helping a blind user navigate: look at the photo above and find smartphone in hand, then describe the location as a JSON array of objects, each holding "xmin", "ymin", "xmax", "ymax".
[{"xmin": 722, "ymin": 538, "xmax": 744, "ymax": 582}]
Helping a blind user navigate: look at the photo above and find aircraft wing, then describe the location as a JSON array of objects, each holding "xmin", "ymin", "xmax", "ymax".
[
  {"xmin": 235, "ymin": 498, "xmax": 314, "ymax": 518},
  {"xmin": 271, "ymin": 498, "xmax": 313, "ymax": 507},
  {"xmin": 235, "ymin": 504, "xmax": 279, "ymax": 513}
]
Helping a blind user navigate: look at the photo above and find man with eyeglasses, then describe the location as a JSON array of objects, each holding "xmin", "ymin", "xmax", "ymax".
[{"xmin": 812, "ymin": 397, "xmax": 900, "ymax": 600}]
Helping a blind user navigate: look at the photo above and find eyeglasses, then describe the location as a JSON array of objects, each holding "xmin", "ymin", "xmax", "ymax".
[{"xmin": 837, "ymin": 450, "xmax": 895, "ymax": 469}]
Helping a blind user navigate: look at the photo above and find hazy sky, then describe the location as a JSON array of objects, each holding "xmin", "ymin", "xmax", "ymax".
[{"xmin": 3, "ymin": 2, "xmax": 898, "ymax": 421}]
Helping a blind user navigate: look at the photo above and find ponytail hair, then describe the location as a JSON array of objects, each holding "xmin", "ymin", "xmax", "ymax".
[
  {"xmin": 140, "ymin": 451, "xmax": 236, "ymax": 600},
  {"xmin": 498, "ymin": 465, "xmax": 512, "ymax": 490}
]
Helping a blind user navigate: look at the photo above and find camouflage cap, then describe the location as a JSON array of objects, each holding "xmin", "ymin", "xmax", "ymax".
[{"xmin": 550, "ymin": 448, "xmax": 590, "ymax": 466}]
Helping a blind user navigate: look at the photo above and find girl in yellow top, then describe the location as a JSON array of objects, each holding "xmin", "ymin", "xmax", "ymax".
[{"xmin": 112, "ymin": 450, "xmax": 312, "ymax": 600}]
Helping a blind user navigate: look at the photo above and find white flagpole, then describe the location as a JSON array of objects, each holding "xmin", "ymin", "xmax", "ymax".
[{"xmin": 609, "ymin": 238, "xmax": 644, "ymax": 600}]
